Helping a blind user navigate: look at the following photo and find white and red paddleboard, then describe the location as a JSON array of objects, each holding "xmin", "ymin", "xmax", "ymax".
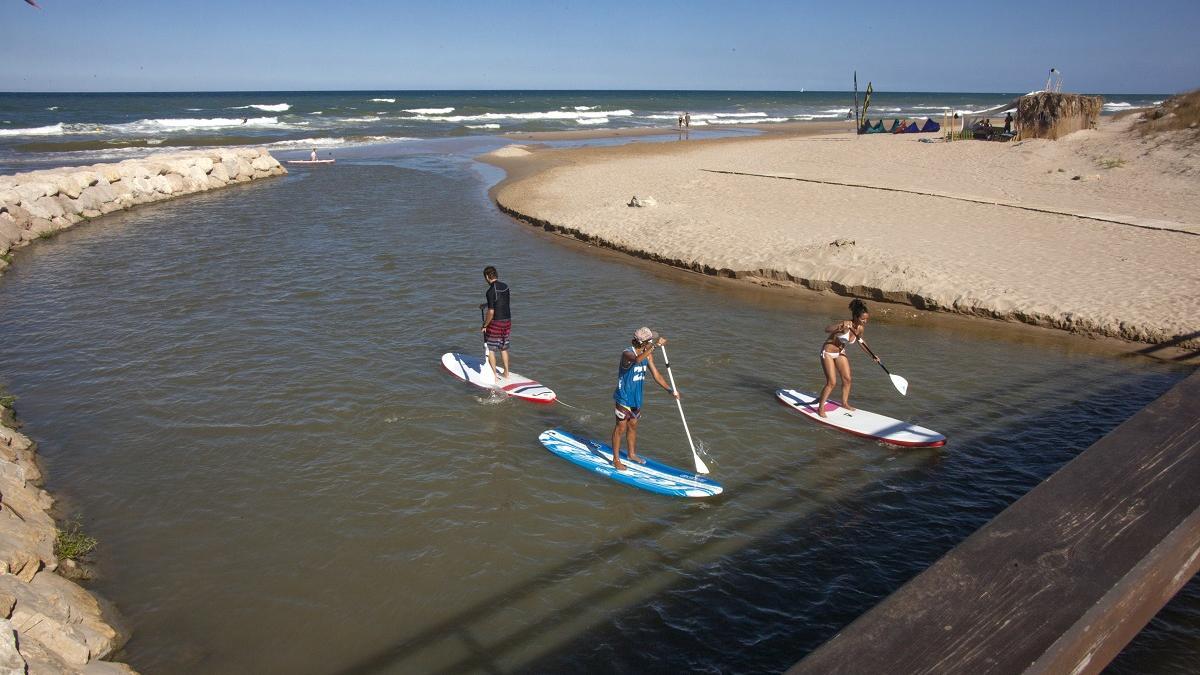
[
  {"xmin": 286, "ymin": 159, "xmax": 336, "ymax": 165},
  {"xmin": 441, "ymin": 352, "xmax": 556, "ymax": 404},
  {"xmin": 775, "ymin": 388, "xmax": 945, "ymax": 448}
]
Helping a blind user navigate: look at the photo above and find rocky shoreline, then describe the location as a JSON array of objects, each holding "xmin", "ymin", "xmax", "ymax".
[
  {"xmin": 1, "ymin": 147, "xmax": 286, "ymax": 272},
  {"xmin": 0, "ymin": 148, "xmax": 286, "ymax": 673}
]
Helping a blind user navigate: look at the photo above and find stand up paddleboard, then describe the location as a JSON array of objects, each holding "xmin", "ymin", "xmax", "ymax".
[
  {"xmin": 538, "ymin": 429, "xmax": 723, "ymax": 498},
  {"xmin": 775, "ymin": 388, "xmax": 946, "ymax": 448},
  {"xmin": 441, "ymin": 352, "xmax": 556, "ymax": 404},
  {"xmin": 286, "ymin": 159, "xmax": 336, "ymax": 165}
]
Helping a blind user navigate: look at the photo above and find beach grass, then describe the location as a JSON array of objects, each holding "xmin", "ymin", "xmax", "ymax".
[{"xmin": 54, "ymin": 519, "xmax": 98, "ymax": 560}]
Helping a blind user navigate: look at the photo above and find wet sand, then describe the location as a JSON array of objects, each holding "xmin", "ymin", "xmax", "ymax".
[{"xmin": 486, "ymin": 118, "xmax": 1200, "ymax": 351}]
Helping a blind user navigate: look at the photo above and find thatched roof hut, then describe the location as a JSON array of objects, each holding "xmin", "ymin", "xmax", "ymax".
[{"xmin": 1016, "ymin": 92, "xmax": 1104, "ymax": 140}]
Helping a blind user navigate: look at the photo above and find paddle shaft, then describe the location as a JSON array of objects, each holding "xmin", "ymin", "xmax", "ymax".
[
  {"xmin": 657, "ymin": 345, "xmax": 710, "ymax": 475},
  {"xmin": 859, "ymin": 340, "xmax": 891, "ymax": 374}
]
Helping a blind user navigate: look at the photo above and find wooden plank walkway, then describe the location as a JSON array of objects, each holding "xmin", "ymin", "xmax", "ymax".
[{"xmin": 790, "ymin": 369, "xmax": 1200, "ymax": 675}]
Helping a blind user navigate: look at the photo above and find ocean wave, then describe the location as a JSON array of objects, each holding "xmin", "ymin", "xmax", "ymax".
[
  {"xmin": 0, "ymin": 123, "xmax": 64, "ymax": 137},
  {"xmin": 466, "ymin": 124, "xmax": 501, "ymax": 129},
  {"xmin": 186, "ymin": 108, "xmax": 204, "ymax": 111},
  {"xmin": 229, "ymin": 103, "xmax": 291, "ymax": 112},
  {"xmin": 708, "ymin": 117, "xmax": 789, "ymax": 124},
  {"xmin": 576, "ymin": 117, "xmax": 609, "ymax": 125},
  {"xmin": 340, "ymin": 116, "xmax": 381, "ymax": 122},
  {"xmin": 910, "ymin": 105, "xmax": 952, "ymax": 110},
  {"xmin": 266, "ymin": 135, "xmax": 402, "ymax": 149},
  {"xmin": 105, "ymin": 116, "xmax": 286, "ymax": 133},
  {"xmin": 371, "ymin": 98, "xmax": 396, "ymax": 103},
  {"xmin": 573, "ymin": 105, "xmax": 598, "ymax": 111},
  {"xmin": 793, "ymin": 114, "xmax": 843, "ymax": 120},
  {"xmin": 820, "ymin": 108, "xmax": 849, "ymax": 114},
  {"xmin": 46, "ymin": 106, "xmax": 59, "ymax": 111},
  {"xmin": 415, "ymin": 109, "xmax": 634, "ymax": 123},
  {"xmin": 404, "ymin": 107, "xmax": 455, "ymax": 115}
]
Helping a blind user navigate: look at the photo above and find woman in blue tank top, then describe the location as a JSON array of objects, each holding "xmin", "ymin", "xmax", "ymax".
[{"xmin": 611, "ymin": 327, "xmax": 679, "ymax": 471}]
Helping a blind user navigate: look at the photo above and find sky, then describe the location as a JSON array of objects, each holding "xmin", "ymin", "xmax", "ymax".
[{"xmin": 1, "ymin": 0, "xmax": 1197, "ymax": 93}]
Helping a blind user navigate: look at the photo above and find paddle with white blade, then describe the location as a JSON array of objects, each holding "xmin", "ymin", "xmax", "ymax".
[
  {"xmin": 657, "ymin": 343, "xmax": 710, "ymax": 475},
  {"xmin": 860, "ymin": 341, "xmax": 908, "ymax": 396}
]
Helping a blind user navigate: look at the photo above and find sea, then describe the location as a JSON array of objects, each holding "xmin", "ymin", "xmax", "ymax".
[
  {"xmin": 0, "ymin": 90, "xmax": 1166, "ymax": 173},
  {"xmin": 0, "ymin": 91, "xmax": 1194, "ymax": 674}
]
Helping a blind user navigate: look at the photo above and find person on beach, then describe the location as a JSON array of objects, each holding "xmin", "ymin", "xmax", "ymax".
[
  {"xmin": 310, "ymin": 147, "xmax": 318, "ymax": 161},
  {"xmin": 816, "ymin": 299, "xmax": 880, "ymax": 418},
  {"xmin": 611, "ymin": 327, "xmax": 679, "ymax": 471},
  {"xmin": 480, "ymin": 266, "xmax": 512, "ymax": 383},
  {"xmin": 1004, "ymin": 112, "xmax": 1013, "ymax": 134},
  {"xmin": 684, "ymin": 112, "xmax": 691, "ymax": 128},
  {"xmin": 677, "ymin": 113, "xmax": 684, "ymax": 129}
]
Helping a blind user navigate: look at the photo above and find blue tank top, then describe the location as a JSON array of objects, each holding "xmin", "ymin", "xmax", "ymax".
[{"xmin": 614, "ymin": 348, "xmax": 648, "ymax": 408}]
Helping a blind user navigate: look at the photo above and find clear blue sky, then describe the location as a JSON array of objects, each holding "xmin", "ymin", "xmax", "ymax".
[{"xmin": 2, "ymin": 0, "xmax": 1197, "ymax": 93}]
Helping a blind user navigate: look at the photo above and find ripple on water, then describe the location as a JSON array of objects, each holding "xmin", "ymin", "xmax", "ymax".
[{"xmin": 0, "ymin": 156, "xmax": 1192, "ymax": 674}]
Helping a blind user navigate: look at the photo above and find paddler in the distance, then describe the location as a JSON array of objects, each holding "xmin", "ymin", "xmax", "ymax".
[
  {"xmin": 816, "ymin": 298, "xmax": 880, "ymax": 418},
  {"xmin": 310, "ymin": 147, "xmax": 318, "ymax": 161},
  {"xmin": 612, "ymin": 327, "xmax": 679, "ymax": 471}
]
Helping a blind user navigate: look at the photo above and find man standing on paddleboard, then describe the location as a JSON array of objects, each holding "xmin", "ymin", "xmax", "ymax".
[
  {"xmin": 480, "ymin": 266, "xmax": 512, "ymax": 383},
  {"xmin": 612, "ymin": 327, "xmax": 679, "ymax": 471}
]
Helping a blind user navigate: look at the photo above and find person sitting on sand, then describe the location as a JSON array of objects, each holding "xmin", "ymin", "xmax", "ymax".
[
  {"xmin": 816, "ymin": 299, "xmax": 880, "ymax": 418},
  {"xmin": 611, "ymin": 327, "xmax": 679, "ymax": 471}
]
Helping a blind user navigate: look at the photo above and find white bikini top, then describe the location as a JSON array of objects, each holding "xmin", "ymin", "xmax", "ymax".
[{"xmin": 835, "ymin": 327, "xmax": 858, "ymax": 345}]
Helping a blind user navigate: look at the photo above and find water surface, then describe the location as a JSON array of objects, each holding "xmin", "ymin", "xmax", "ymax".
[{"xmin": 0, "ymin": 138, "xmax": 1193, "ymax": 673}]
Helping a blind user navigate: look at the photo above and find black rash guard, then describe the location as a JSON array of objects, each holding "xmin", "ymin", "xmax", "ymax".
[{"xmin": 485, "ymin": 281, "xmax": 511, "ymax": 321}]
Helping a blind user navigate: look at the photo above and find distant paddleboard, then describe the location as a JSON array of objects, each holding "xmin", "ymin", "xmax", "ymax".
[
  {"xmin": 286, "ymin": 159, "xmax": 336, "ymax": 165},
  {"xmin": 538, "ymin": 429, "xmax": 723, "ymax": 498},
  {"xmin": 775, "ymin": 388, "xmax": 946, "ymax": 448},
  {"xmin": 441, "ymin": 352, "xmax": 556, "ymax": 404}
]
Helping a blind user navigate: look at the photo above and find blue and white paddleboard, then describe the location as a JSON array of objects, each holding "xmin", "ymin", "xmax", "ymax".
[
  {"xmin": 441, "ymin": 352, "xmax": 556, "ymax": 404},
  {"xmin": 538, "ymin": 428, "xmax": 723, "ymax": 498}
]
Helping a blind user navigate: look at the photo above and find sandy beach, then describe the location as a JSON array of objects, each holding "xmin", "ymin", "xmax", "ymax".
[{"xmin": 489, "ymin": 116, "xmax": 1200, "ymax": 349}]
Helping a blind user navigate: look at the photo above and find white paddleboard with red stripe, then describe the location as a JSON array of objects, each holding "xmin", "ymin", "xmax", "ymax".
[
  {"xmin": 775, "ymin": 388, "xmax": 945, "ymax": 448},
  {"xmin": 441, "ymin": 352, "xmax": 556, "ymax": 404}
]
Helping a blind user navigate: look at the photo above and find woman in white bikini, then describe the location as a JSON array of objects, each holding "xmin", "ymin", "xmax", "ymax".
[{"xmin": 817, "ymin": 299, "xmax": 880, "ymax": 418}]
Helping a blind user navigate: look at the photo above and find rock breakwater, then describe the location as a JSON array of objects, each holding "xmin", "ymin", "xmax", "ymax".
[
  {"xmin": 0, "ymin": 147, "xmax": 285, "ymax": 673},
  {"xmin": 0, "ymin": 148, "xmax": 286, "ymax": 270}
]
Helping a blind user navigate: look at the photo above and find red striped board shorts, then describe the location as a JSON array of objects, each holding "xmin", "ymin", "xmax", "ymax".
[
  {"xmin": 614, "ymin": 403, "xmax": 642, "ymax": 421},
  {"xmin": 484, "ymin": 319, "xmax": 512, "ymax": 352}
]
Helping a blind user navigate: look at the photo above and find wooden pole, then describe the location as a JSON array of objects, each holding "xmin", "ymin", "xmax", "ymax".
[{"xmin": 853, "ymin": 71, "xmax": 861, "ymax": 135}]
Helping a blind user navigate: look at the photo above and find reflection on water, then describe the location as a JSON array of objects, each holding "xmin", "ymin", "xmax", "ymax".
[{"xmin": 0, "ymin": 141, "xmax": 1193, "ymax": 674}]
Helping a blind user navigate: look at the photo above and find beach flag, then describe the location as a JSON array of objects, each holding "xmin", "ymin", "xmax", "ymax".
[{"xmin": 863, "ymin": 83, "xmax": 873, "ymax": 120}]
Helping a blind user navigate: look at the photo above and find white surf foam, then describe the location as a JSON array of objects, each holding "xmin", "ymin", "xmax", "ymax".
[
  {"xmin": 229, "ymin": 103, "xmax": 291, "ymax": 112},
  {"xmin": 371, "ymin": 98, "xmax": 396, "ymax": 103},
  {"xmin": 404, "ymin": 107, "xmax": 455, "ymax": 115},
  {"xmin": 0, "ymin": 123, "xmax": 64, "ymax": 137},
  {"xmin": 793, "ymin": 114, "xmax": 843, "ymax": 120},
  {"xmin": 46, "ymin": 106, "xmax": 59, "ymax": 111},
  {"xmin": 341, "ymin": 116, "xmax": 381, "ymax": 123},
  {"xmin": 415, "ymin": 109, "xmax": 634, "ymax": 123},
  {"xmin": 466, "ymin": 124, "xmax": 501, "ymax": 129},
  {"xmin": 267, "ymin": 135, "xmax": 403, "ymax": 149},
  {"xmin": 106, "ymin": 116, "xmax": 286, "ymax": 134},
  {"xmin": 573, "ymin": 105, "xmax": 598, "ymax": 111},
  {"xmin": 576, "ymin": 117, "xmax": 609, "ymax": 125},
  {"xmin": 709, "ymin": 117, "xmax": 789, "ymax": 124}
]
